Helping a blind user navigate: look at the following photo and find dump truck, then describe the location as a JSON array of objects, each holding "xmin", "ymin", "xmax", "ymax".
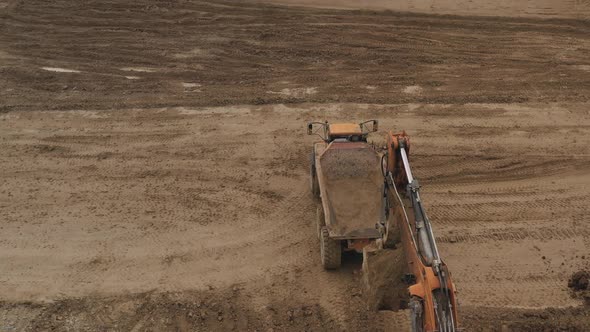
[
  {"xmin": 308, "ymin": 120, "xmax": 382, "ymax": 269},
  {"xmin": 307, "ymin": 120, "xmax": 460, "ymax": 332}
]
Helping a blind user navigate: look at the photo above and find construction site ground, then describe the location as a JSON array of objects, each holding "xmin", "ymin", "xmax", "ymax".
[{"xmin": 1, "ymin": 0, "xmax": 590, "ymax": 331}]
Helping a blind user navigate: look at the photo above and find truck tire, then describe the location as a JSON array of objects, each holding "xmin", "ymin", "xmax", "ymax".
[
  {"xmin": 310, "ymin": 152, "xmax": 320, "ymax": 199},
  {"xmin": 316, "ymin": 204, "xmax": 325, "ymax": 239},
  {"xmin": 320, "ymin": 226, "xmax": 341, "ymax": 270}
]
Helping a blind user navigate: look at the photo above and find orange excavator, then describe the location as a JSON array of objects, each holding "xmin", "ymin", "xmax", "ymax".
[
  {"xmin": 307, "ymin": 121, "xmax": 459, "ymax": 332},
  {"xmin": 381, "ymin": 131, "xmax": 460, "ymax": 332}
]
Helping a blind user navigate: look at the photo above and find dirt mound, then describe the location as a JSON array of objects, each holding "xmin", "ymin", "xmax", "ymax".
[
  {"xmin": 362, "ymin": 247, "xmax": 408, "ymax": 312},
  {"xmin": 569, "ymin": 271, "xmax": 590, "ymax": 291},
  {"xmin": 568, "ymin": 271, "xmax": 590, "ymax": 305}
]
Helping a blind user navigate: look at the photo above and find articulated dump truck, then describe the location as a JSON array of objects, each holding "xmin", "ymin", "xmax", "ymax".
[{"xmin": 308, "ymin": 120, "xmax": 460, "ymax": 332}]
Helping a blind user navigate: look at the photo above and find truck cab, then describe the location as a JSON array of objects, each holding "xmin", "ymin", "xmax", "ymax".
[{"xmin": 309, "ymin": 120, "xmax": 378, "ymax": 143}]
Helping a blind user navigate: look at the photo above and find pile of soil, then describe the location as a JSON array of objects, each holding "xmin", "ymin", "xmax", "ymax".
[
  {"xmin": 568, "ymin": 271, "xmax": 589, "ymax": 291},
  {"xmin": 321, "ymin": 147, "xmax": 380, "ymax": 180},
  {"xmin": 361, "ymin": 247, "xmax": 408, "ymax": 312},
  {"xmin": 320, "ymin": 146, "xmax": 383, "ymax": 235},
  {"xmin": 569, "ymin": 271, "xmax": 590, "ymax": 304}
]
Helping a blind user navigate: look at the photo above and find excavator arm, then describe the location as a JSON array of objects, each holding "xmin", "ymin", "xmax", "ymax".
[{"xmin": 382, "ymin": 131, "xmax": 460, "ymax": 332}]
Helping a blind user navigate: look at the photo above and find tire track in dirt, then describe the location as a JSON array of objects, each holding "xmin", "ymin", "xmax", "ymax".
[
  {"xmin": 436, "ymin": 226, "xmax": 590, "ymax": 243},
  {"xmin": 415, "ymin": 155, "xmax": 590, "ymax": 184}
]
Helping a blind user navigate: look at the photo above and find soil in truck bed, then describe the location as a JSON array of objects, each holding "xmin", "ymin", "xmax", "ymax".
[{"xmin": 320, "ymin": 145, "xmax": 383, "ymax": 237}]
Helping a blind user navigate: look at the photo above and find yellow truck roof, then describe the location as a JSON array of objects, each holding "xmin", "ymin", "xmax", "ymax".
[{"xmin": 329, "ymin": 123, "xmax": 362, "ymax": 136}]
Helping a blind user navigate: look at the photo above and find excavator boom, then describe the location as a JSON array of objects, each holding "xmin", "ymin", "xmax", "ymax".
[{"xmin": 382, "ymin": 131, "xmax": 459, "ymax": 332}]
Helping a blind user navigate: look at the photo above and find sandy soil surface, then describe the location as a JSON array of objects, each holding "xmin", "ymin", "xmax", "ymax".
[{"xmin": 1, "ymin": 0, "xmax": 590, "ymax": 331}]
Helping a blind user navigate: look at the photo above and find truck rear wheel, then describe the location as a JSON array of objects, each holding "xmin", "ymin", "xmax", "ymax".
[{"xmin": 320, "ymin": 227, "xmax": 341, "ymax": 270}]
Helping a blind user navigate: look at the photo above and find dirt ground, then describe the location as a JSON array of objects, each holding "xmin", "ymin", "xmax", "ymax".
[
  {"xmin": 256, "ymin": 0, "xmax": 590, "ymax": 19},
  {"xmin": 1, "ymin": 0, "xmax": 590, "ymax": 331}
]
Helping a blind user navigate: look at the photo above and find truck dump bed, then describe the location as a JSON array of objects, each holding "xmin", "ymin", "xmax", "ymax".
[{"xmin": 316, "ymin": 142, "xmax": 382, "ymax": 239}]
